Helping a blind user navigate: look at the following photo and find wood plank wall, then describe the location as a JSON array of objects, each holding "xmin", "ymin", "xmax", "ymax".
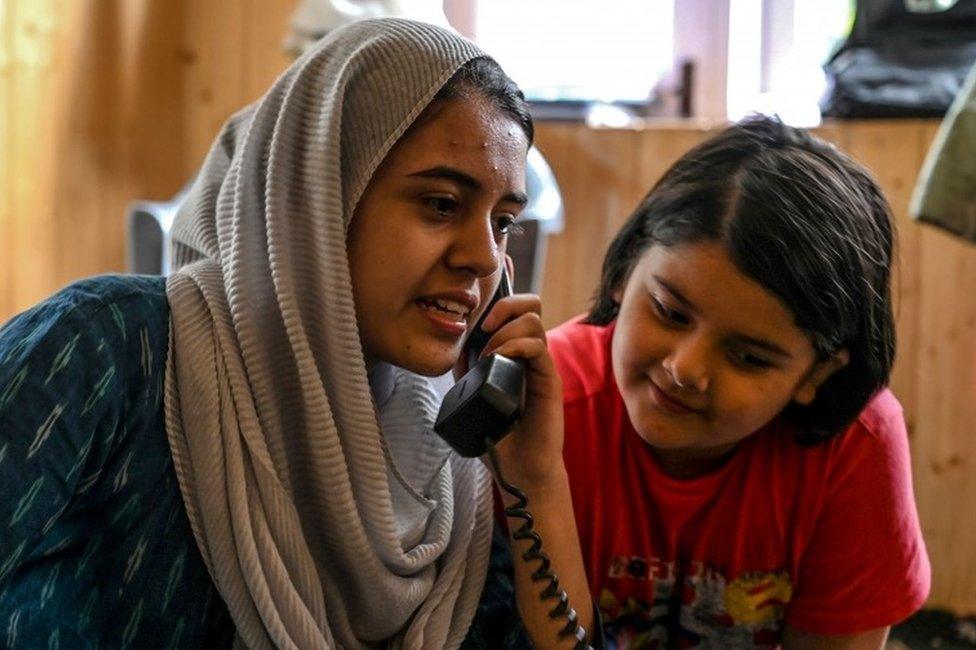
[
  {"xmin": 0, "ymin": 0, "xmax": 295, "ymax": 319},
  {"xmin": 2, "ymin": 0, "xmax": 974, "ymax": 614}
]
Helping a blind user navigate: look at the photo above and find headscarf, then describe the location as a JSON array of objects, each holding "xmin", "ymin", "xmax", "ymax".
[{"xmin": 163, "ymin": 18, "xmax": 494, "ymax": 649}]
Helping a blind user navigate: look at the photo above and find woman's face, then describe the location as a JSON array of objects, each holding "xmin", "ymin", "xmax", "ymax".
[
  {"xmin": 611, "ymin": 242, "xmax": 847, "ymax": 476},
  {"xmin": 348, "ymin": 95, "xmax": 529, "ymax": 376}
]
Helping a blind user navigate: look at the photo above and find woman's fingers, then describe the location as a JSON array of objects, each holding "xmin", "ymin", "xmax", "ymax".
[
  {"xmin": 479, "ymin": 293, "xmax": 542, "ymax": 334},
  {"xmin": 478, "ymin": 311, "xmax": 546, "ymax": 360},
  {"xmin": 490, "ymin": 337, "xmax": 549, "ymax": 364}
]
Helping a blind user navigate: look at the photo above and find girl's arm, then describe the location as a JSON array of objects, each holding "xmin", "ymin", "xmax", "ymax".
[
  {"xmin": 476, "ymin": 291, "xmax": 595, "ymax": 648},
  {"xmin": 783, "ymin": 625, "xmax": 890, "ymax": 650}
]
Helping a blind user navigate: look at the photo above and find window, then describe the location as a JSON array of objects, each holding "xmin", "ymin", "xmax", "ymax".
[
  {"xmin": 474, "ymin": 0, "xmax": 674, "ymax": 104},
  {"xmin": 457, "ymin": 0, "xmax": 853, "ymax": 125},
  {"xmin": 727, "ymin": 0, "xmax": 853, "ymax": 125}
]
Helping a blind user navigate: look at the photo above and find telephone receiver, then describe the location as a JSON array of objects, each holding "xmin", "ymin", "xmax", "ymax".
[
  {"xmin": 434, "ymin": 269, "xmax": 526, "ymax": 458},
  {"xmin": 433, "ymin": 273, "xmax": 591, "ymax": 647}
]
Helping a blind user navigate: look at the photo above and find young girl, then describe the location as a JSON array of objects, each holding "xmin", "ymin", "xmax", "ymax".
[
  {"xmin": 549, "ymin": 117, "xmax": 930, "ymax": 649},
  {"xmin": 0, "ymin": 19, "xmax": 593, "ymax": 648}
]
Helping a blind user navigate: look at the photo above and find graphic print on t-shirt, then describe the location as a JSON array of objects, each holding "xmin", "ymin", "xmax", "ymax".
[{"xmin": 600, "ymin": 554, "xmax": 792, "ymax": 648}]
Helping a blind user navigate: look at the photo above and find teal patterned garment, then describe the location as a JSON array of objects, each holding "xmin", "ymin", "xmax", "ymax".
[{"xmin": 0, "ymin": 275, "xmax": 531, "ymax": 649}]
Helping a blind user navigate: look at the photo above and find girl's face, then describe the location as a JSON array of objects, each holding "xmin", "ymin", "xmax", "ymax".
[
  {"xmin": 611, "ymin": 242, "xmax": 847, "ymax": 477},
  {"xmin": 348, "ymin": 95, "xmax": 528, "ymax": 376}
]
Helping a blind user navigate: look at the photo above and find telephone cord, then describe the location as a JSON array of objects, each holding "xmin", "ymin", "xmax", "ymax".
[{"xmin": 486, "ymin": 440, "xmax": 591, "ymax": 650}]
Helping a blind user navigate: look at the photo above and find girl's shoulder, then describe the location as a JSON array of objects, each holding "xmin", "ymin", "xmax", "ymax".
[
  {"xmin": 765, "ymin": 388, "xmax": 910, "ymax": 501},
  {"xmin": 851, "ymin": 388, "xmax": 903, "ymax": 440},
  {"xmin": 547, "ymin": 316, "xmax": 615, "ymax": 404},
  {"xmin": 774, "ymin": 388, "xmax": 905, "ymax": 455},
  {"xmin": 827, "ymin": 388, "xmax": 910, "ymax": 478}
]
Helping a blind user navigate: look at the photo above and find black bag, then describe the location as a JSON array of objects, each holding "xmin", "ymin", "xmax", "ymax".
[{"xmin": 821, "ymin": 0, "xmax": 976, "ymax": 118}]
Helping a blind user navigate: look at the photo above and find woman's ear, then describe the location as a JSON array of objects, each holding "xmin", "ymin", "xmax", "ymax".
[
  {"xmin": 504, "ymin": 254, "xmax": 515, "ymax": 286},
  {"xmin": 793, "ymin": 349, "xmax": 850, "ymax": 405}
]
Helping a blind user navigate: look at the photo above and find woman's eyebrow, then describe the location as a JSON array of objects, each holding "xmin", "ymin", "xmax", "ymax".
[{"xmin": 409, "ymin": 166, "xmax": 528, "ymax": 206}]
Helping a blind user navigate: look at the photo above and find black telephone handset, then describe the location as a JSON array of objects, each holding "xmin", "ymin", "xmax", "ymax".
[
  {"xmin": 432, "ymin": 270, "xmax": 592, "ymax": 649},
  {"xmin": 434, "ymin": 269, "xmax": 526, "ymax": 458}
]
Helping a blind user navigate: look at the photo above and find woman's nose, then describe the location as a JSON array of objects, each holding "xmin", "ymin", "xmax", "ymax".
[
  {"xmin": 447, "ymin": 213, "xmax": 501, "ymax": 278},
  {"xmin": 662, "ymin": 334, "xmax": 710, "ymax": 392}
]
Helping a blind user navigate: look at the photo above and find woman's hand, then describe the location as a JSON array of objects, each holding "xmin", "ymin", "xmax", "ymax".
[
  {"xmin": 474, "ymin": 291, "xmax": 565, "ymax": 488},
  {"xmin": 468, "ymin": 284, "xmax": 595, "ymax": 648}
]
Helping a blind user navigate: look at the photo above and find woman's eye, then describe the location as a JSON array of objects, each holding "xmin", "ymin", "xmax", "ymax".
[
  {"xmin": 424, "ymin": 196, "xmax": 458, "ymax": 218},
  {"xmin": 651, "ymin": 296, "xmax": 689, "ymax": 326},
  {"xmin": 494, "ymin": 215, "xmax": 522, "ymax": 237}
]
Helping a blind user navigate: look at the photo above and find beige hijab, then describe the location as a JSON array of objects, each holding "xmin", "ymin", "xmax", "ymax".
[{"xmin": 163, "ymin": 18, "xmax": 494, "ymax": 649}]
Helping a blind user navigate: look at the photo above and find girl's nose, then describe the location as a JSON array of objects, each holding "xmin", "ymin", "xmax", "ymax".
[
  {"xmin": 447, "ymin": 213, "xmax": 501, "ymax": 278},
  {"xmin": 662, "ymin": 334, "xmax": 710, "ymax": 392}
]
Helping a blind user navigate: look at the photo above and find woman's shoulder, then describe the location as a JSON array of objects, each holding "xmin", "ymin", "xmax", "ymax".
[
  {"xmin": 0, "ymin": 276, "xmax": 177, "ymax": 586},
  {"xmin": 1, "ymin": 274, "xmax": 168, "ymax": 347},
  {"xmin": 0, "ymin": 274, "xmax": 170, "ymax": 442},
  {"xmin": 19, "ymin": 274, "xmax": 166, "ymax": 322},
  {"xmin": 1, "ymin": 274, "xmax": 168, "ymax": 367}
]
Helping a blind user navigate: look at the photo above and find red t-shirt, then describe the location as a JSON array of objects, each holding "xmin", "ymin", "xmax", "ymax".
[{"xmin": 549, "ymin": 318, "xmax": 930, "ymax": 647}]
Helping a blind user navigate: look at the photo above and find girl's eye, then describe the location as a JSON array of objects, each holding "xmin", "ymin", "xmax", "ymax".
[
  {"xmin": 424, "ymin": 196, "xmax": 458, "ymax": 218},
  {"xmin": 651, "ymin": 296, "xmax": 689, "ymax": 326},
  {"xmin": 728, "ymin": 348, "xmax": 774, "ymax": 371}
]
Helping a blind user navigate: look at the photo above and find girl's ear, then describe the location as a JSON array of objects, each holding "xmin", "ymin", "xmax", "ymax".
[{"xmin": 793, "ymin": 349, "xmax": 850, "ymax": 405}]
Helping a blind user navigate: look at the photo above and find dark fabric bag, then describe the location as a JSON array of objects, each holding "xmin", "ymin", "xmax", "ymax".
[{"xmin": 821, "ymin": 0, "xmax": 976, "ymax": 118}]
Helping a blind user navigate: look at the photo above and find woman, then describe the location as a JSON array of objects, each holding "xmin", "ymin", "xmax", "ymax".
[{"xmin": 0, "ymin": 18, "xmax": 591, "ymax": 648}]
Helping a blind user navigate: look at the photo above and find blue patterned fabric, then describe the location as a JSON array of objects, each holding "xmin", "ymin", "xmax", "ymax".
[{"xmin": 0, "ymin": 275, "xmax": 532, "ymax": 649}]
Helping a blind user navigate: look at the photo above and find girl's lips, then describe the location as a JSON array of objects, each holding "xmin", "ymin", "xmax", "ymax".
[{"xmin": 648, "ymin": 380, "xmax": 702, "ymax": 415}]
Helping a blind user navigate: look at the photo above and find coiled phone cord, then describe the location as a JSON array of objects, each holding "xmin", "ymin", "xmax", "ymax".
[{"xmin": 486, "ymin": 440, "xmax": 591, "ymax": 650}]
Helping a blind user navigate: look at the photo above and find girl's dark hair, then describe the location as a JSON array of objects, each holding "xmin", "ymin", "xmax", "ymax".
[
  {"xmin": 430, "ymin": 56, "xmax": 534, "ymax": 145},
  {"xmin": 587, "ymin": 115, "xmax": 895, "ymax": 443}
]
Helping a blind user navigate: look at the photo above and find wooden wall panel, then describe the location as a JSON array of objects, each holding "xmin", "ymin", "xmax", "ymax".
[
  {"xmin": 181, "ymin": 1, "xmax": 248, "ymax": 175},
  {"xmin": 50, "ymin": 1, "xmax": 184, "ymax": 287},
  {"xmin": 534, "ymin": 124, "xmax": 645, "ymax": 328},
  {"xmin": 914, "ymin": 125, "xmax": 976, "ymax": 612},
  {"xmin": 0, "ymin": 0, "xmax": 185, "ymax": 319},
  {"xmin": 0, "ymin": 1, "xmax": 12, "ymax": 319},
  {"xmin": 634, "ymin": 126, "xmax": 714, "ymax": 224},
  {"xmin": 843, "ymin": 121, "xmax": 928, "ymax": 437},
  {"xmin": 242, "ymin": 0, "xmax": 296, "ymax": 103},
  {"xmin": 916, "ymin": 224, "xmax": 976, "ymax": 611},
  {"xmin": 181, "ymin": 1, "xmax": 295, "ymax": 180},
  {"xmin": 4, "ymin": 0, "xmax": 60, "ymax": 314},
  {"xmin": 0, "ymin": 0, "xmax": 292, "ymax": 321},
  {"xmin": 809, "ymin": 123, "xmax": 848, "ymax": 150}
]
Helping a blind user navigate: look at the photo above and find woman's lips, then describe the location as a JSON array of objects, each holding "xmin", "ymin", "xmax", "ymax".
[
  {"xmin": 417, "ymin": 300, "xmax": 468, "ymax": 337},
  {"xmin": 416, "ymin": 290, "xmax": 479, "ymax": 339}
]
